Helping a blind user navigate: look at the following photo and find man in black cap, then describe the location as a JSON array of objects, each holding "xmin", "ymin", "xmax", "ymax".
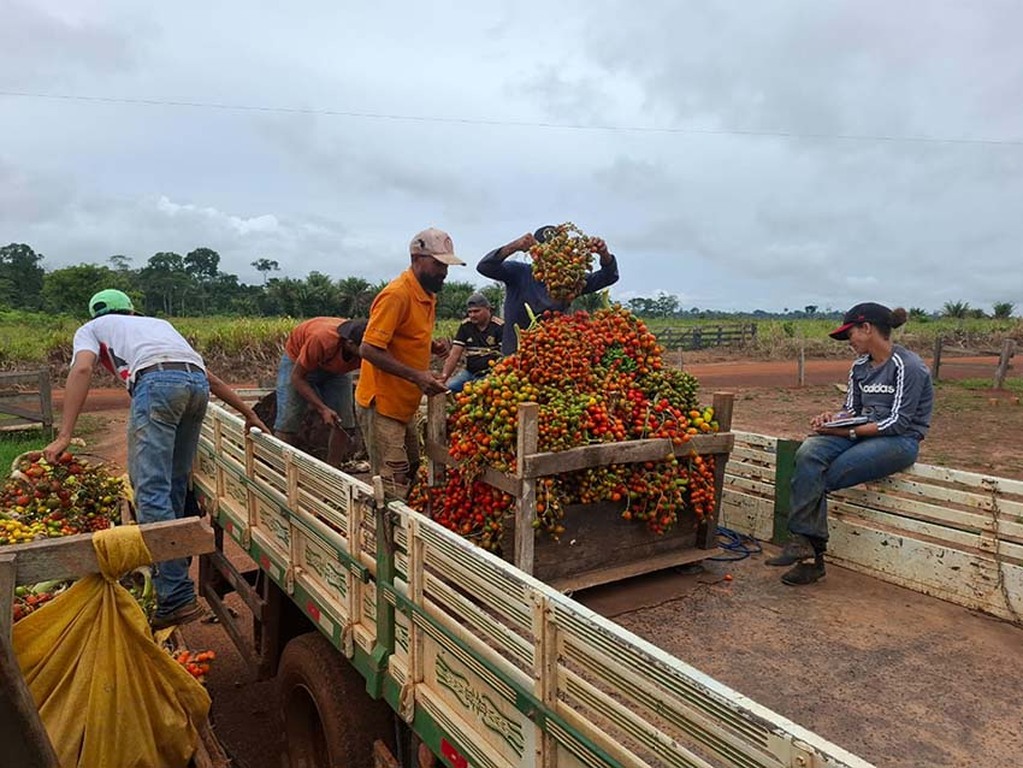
[{"xmin": 440, "ymin": 292, "xmax": 504, "ymax": 393}]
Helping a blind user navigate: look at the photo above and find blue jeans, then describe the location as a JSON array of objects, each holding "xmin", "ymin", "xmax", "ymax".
[
  {"xmin": 788, "ymin": 434, "xmax": 920, "ymax": 546},
  {"xmin": 446, "ymin": 368, "xmax": 487, "ymax": 394},
  {"xmin": 274, "ymin": 353, "xmax": 355, "ymax": 431},
  {"xmin": 128, "ymin": 369, "xmax": 210, "ymax": 617}
]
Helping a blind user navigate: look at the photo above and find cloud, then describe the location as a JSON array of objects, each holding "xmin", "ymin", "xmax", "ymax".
[
  {"xmin": 2, "ymin": 1, "xmax": 1021, "ymax": 313},
  {"xmin": 0, "ymin": 161, "xmax": 75, "ymax": 224},
  {"xmin": 2, "ymin": 168, "xmax": 392, "ymax": 283},
  {"xmin": 156, "ymin": 196, "xmax": 281, "ymax": 237},
  {"xmin": 0, "ymin": 1, "xmax": 140, "ymax": 88},
  {"xmin": 572, "ymin": 0, "xmax": 1023, "ymax": 140}
]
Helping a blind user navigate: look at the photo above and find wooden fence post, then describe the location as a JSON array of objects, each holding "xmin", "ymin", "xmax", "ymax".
[
  {"xmin": 993, "ymin": 339, "xmax": 1016, "ymax": 390},
  {"xmin": 37, "ymin": 370, "xmax": 53, "ymax": 437},
  {"xmin": 797, "ymin": 340, "xmax": 806, "ymax": 387},
  {"xmin": 931, "ymin": 337, "xmax": 943, "ymax": 381}
]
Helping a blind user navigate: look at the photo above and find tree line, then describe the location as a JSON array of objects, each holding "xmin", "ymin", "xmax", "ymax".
[
  {"xmin": 0, "ymin": 243, "xmax": 507, "ymax": 320},
  {"xmin": 0, "ymin": 242, "xmax": 1015, "ymax": 321}
]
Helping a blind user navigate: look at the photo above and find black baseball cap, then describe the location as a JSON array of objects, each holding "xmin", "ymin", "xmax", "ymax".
[
  {"xmin": 534, "ymin": 224, "xmax": 558, "ymax": 244},
  {"xmin": 338, "ymin": 319, "xmax": 368, "ymax": 346},
  {"xmin": 829, "ymin": 302, "xmax": 894, "ymax": 340}
]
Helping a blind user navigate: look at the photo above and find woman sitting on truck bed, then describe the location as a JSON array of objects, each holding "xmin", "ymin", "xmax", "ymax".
[{"xmin": 766, "ymin": 302, "xmax": 934, "ymax": 586}]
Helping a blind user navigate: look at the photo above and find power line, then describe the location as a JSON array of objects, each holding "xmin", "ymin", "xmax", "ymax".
[{"xmin": 2, "ymin": 88, "xmax": 1022, "ymax": 147}]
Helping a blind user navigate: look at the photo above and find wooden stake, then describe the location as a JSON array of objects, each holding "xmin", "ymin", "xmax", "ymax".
[
  {"xmin": 425, "ymin": 394, "xmax": 447, "ymax": 486},
  {"xmin": 0, "ymin": 555, "xmax": 14, "ymax": 646},
  {"xmin": 993, "ymin": 339, "xmax": 1015, "ymax": 390},
  {"xmin": 712, "ymin": 392, "xmax": 735, "ymax": 432},
  {"xmin": 931, "ymin": 337, "xmax": 943, "ymax": 381},
  {"xmin": 515, "ymin": 403, "xmax": 540, "ymax": 576},
  {"xmin": 0, "ymin": 561, "xmax": 60, "ymax": 767}
]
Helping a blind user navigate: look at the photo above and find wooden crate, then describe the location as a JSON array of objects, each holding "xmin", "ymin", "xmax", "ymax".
[{"xmin": 425, "ymin": 392, "xmax": 735, "ymax": 591}]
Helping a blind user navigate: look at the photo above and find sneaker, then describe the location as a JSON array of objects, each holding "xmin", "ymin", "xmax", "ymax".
[
  {"xmin": 151, "ymin": 600, "xmax": 205, "ymax": 630},
  {"xmin": 781, "ymin": 559, "xmax": 826, "ymax": 586},
  {"xmin": 765, "ymin": 534, "xmax": 815, "ymax": 566}
]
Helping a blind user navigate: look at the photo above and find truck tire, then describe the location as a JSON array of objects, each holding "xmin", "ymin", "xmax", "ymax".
[{"xmin": 278, "ymin": 631, "xmax": 394, "ymax": 768}]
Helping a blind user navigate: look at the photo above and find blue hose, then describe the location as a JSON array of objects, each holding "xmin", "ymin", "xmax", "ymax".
[{"xmin": 707, "ymin": 526, "xmax": 762, "ymax": 562}]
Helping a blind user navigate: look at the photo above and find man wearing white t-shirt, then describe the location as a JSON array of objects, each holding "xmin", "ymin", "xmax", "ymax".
[{"xmin": 44, "ymin": 289, "xmax": 268, "ymax": 629}]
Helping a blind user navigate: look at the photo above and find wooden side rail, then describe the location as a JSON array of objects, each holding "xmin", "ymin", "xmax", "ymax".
[{"xmin": 1, "ymin": 518, "xmax": 215, "ymax": 642}]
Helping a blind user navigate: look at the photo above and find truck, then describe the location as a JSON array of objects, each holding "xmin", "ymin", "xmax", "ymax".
[
  {"xmin": 193, "ymin": 396, "xmax": 1023, "ymax": 767},
  {"xmin": 193, "ymin": 397, "xmax": 877, "ymax": 768}
]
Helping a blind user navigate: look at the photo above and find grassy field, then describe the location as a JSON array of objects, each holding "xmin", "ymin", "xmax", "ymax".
[
  {"xmin": 2, "ymin": 309, "xmax": 1020, "ymax": 369},
  {"xmin": 0, "ymin": 432, "xmax": 47, "ymax": 479}
]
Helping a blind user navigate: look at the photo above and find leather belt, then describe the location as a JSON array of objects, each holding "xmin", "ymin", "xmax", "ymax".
[{"xmin": 130, "ymin": 361, "xmax": 205, "ymax": 395}]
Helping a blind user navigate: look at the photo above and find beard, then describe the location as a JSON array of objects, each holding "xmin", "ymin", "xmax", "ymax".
[{"xmin": 419, "ymin": 273, "xmax": 446, "ymax": 294}]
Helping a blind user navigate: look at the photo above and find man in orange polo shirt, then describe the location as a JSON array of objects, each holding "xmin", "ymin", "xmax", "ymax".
[
  {"xmin": 275, "ymin": 317, "xmax": 367, "ymax": 465},
  {"xmin": 356, "ymin": 227, "xmax": 463, "ymax": 494}
]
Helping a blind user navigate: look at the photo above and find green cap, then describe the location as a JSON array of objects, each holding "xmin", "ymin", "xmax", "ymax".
[{"xmin": 89, "ymin": 289, "xmax": 135, "ymax": 318}]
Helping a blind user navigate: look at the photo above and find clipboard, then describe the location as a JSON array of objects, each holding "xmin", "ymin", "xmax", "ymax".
[{"xmin": 822, "ymin": 416, "xmax": 870, "ymax": 428}]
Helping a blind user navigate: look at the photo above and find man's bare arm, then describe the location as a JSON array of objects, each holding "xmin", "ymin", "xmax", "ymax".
[{"xmin": 360, "ymin": 342, "xmax": 448, "ymax": 395}]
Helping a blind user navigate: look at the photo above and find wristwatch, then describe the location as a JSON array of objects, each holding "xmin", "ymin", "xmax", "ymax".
[{"xmin": 848, "ymin": 428, "xmax": 858, "ymax": 440}]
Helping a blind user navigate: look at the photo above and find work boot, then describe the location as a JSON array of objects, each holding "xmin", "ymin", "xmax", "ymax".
[
  {"xmin": 781, "ymin": 556, "xmax": 826, "ymax": 586},
  {"xmin": 764, "ymin": 534, "xmax": 815, "ymax": 566},
  {"xmin": 151, "ymin": 600, "xmax": 205, "ymax": 630}
]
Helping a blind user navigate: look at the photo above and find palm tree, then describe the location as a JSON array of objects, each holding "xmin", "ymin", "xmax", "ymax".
[
  {"xmin": 301, "ymin": 272, "xmax": 340, "ymax": 317},
  {"xmin": 336, "ymin": 276, "xmax": 374, "ymax": 318},
  {"xmin": 942, "ymin": 301, "xmax": 970, "ymax": 319},
  {"xmin": 992, "ymin": 302, "xmax": 1016, "ymax": 320}
]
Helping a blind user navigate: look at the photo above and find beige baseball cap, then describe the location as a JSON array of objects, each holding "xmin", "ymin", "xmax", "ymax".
[{"xmin": 409, "ymin": 227, "xmax": 465, "ymax": 265}]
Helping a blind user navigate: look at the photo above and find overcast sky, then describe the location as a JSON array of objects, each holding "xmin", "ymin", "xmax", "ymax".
[{"xmin": 2, "ymin": 1, "xmax": 1021, "ymax": 313}]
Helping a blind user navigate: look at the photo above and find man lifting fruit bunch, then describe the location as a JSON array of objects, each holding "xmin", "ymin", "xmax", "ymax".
[{"xmin": 477, "ymin": 222, "xmax": 620, "ymax": 354}]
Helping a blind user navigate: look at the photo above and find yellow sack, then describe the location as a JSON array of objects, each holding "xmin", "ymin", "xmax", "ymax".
[{"xmin": 13, "ymin": 526, "xmax": 211, "ymax": 768}]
